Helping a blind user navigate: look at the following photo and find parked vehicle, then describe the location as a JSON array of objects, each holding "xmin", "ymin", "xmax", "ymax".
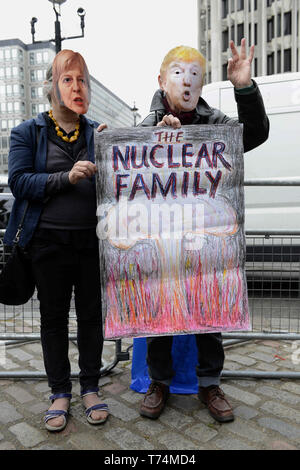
[{"xmin": 202, "ymin": 71, "xmax": 300, "ymax": 232}]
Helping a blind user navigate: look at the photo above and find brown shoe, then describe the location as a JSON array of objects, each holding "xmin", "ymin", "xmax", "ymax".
[
  {"xmin": 140, "ymin": 381, "xmax": 169, "ymax": 419},
  {"xmin": 198, "ymin": 385, "xmax": 234, "ymax": 423}
]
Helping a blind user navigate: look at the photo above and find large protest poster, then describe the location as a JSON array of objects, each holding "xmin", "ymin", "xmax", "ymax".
[{"xmin": 95, "ymin": 124, "xmax": 251, "ymax": 339}]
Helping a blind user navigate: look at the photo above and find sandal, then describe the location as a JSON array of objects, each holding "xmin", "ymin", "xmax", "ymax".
[
  {"xmin": 81, "ymin": 388, "xmax": 109, "ymax": 425},
  {"xmin": 44, "ymin": 392, "xmax": 72, "ymax": 432}
]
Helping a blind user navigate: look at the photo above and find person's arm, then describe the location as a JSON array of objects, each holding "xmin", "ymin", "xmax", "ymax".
[
  {"xmin": 8, "ymin": 123, "xmax": 49, "ymax": 201},
  {"xmin": 226, "ymin": 38, "xmax": 269, "ymax": 152}
]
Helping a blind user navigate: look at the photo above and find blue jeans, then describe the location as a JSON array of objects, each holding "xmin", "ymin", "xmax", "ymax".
[{"xmin": 146, "ymin": 333, "xmax": 224, "ymax": 388}]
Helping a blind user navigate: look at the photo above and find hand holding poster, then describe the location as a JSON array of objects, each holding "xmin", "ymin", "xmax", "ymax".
[{"xmin": 95, "ymin": 124, "xmax": 250, "ymax": 339}]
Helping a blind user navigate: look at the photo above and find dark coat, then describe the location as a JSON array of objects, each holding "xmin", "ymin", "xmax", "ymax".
[
  {"xmin": 4, "ymin": 113, "xmax": 99, "ymax": 247},
  {"xmin": 140, "ymin": 80, "xmax": 269, "ymax": 153}
]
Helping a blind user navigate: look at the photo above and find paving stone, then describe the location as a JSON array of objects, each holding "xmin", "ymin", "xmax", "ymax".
[
  {"xmin": 34, "ymin": 382, "xmax": 49, "ymax": 393},
  {"xmin": 256, "ymin": 385, "xmax": 300, "ymax": 405},
  {"xmin": 103, "ymin": 382, "xmax": 127, "ymax": 395},
  {"xmin": 223, "ymin": 361, "xmax": 243, "ymax": 370},
  {"xmin": 169, "ymin": 394, "xmax": 200, "ymax": 411},
  {"xmin": 67, "ymin": 432, "xmax": 114, "ymax": 451},
  {"xmin": 226, "ymin": 418, "xmax": 266, "ymax": 443},
  {"xmin": 105, "ymin": 397, "xmax": 139, "ymax": 421},
  {"xmin": 234, "ymin": 405, "xmax": 258, "ymax": 420},
  {"xmin": 5, "ymin": 385, "xmax": 35, "ymax": 403},
  {"xmin": 99, "ymin": 376, "xmax": 112, "ymax": 387},
  {"xmin": 222, "ymin": 384, "xmax": 261, "ymax": 406},
  {"xmin": 24, "ymin": 343, "xmax": 42, "ymax": 354},
  {"xmin": 229, "ymin": 379, "xmax": 257, "ymax": 388},
  {"xmin": 249, "ymin": 352, "xmax": 277, "ymax": 364},
  {"xmin": 29, "ymin": 359, "xmax": 45, "ymax": 370},
  {"xmin": 121, "ymin": 390, "xmax": 143, "ymax": 404},
  {"xmin": 226, "ymin": 353, "xmax": 257, "ymax": 366},
  {"xmin": 281, "ymin": 382, "xmax": 300, "ymax": 396},
  {"xmin": 193, "ymin": 408, "xmax": 217, "ymax": 425},
  {"xmin": 255, "ymin": 363, "xmax": 279, "ymax": 371},
  {"xmin": 7, "ymin": 348, "xmax": 33, "ymax": 362},
  {"xmin": 0, "ymin": 401, "xmax": 23, "ymax": 423},
  {"xmin": 135, "ymin": 419, "xmax": 166, "ymax": 437},
  {"xmin": 260, "ymin": 401, "xmax": 300, "ymax": 424},
  {"xmin": 270, "ymin": 440, "xmax": 299, "ymax": 450},
  {"xmin": 215, "ymin": 437, "xmax": 256, "ymax": 450},
  {"xmin": 159, "ymin": 407, "xmax": 194, "ymax": 430},
  {"xmin": 35, "ymin": 444, "xmax": 63, "ymax": 450},
  {"xmin": 0, "ymin": 442, "xmax": 16, "ymax": 450},
  {"xmin": 28, "ymin": 402, "xmax": 47, "ymax": 415},
  {"xmin": 0, "ymin": 358, "xmax": 20, "ymax": 370},
  {"xmin": 184, "ymin": 422, "xmax": 218, "ymax": 443},
  {"xmin": 258, "ymin": 417, "xmax": 300, "ymax": 442},
  {"xmin": 104, "ymin": 427, "xmax": 155, "ymax": 450},
  {"xmin": 9, "ymin": 422, "xmax": 46, "ymax": 448},
  {"xmin": 157, "ymin": 431, "xmax": 201, "ymax": 450}
]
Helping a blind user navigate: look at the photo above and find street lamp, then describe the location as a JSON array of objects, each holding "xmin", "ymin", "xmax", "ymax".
[
  {"xmin": 131, "ymin": 102, "xmax": 138, "ymax": 127},
  {"xmin": 30, "ymin": 0, "xmax": 86, "ymax": 54}
]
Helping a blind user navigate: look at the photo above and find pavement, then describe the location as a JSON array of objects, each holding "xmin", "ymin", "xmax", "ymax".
[{"xmin": 0, "ymin": 336, "xmax": 300, "ymax": 451}]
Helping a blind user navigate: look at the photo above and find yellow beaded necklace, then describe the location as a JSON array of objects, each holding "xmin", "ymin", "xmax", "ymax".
[{"xmin": 48, "ymin": 109, "xmax": 80, "ymax": 143}]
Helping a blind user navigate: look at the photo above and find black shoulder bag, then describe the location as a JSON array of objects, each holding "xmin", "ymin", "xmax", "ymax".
[
  {"xmin": 0, "ymin": 124, "xmax": 40, "ymax": 305},
  {"xmin": 0, "ymin": 201, "xmax": 35, "ymax": 305}
]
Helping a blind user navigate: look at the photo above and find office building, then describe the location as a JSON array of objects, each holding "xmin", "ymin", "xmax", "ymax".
[
  {"xmin": 198, "ymin": 0, "xmax": 300, "ymax": 83},
  {"xmin": 0, "ymin": 39, "xmax": 139, "ymax": 174}
]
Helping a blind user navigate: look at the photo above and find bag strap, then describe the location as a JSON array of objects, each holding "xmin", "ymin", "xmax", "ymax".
[
  {"xmin": 13, "ymin": 125, "xmax": 41, "ymax": 246},
  {"xmin": 13, "ymin": 201, "xmax": 29, "ymax": 245}
]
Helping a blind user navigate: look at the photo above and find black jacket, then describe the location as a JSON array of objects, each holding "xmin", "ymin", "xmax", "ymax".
[{"xmin": 140, "ymin": 80, "xmax": 269, "ymax": 153}]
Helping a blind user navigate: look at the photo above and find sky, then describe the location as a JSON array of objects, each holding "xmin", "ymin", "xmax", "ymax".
[{"xmin": 1, "ymin": 0, "xmax": 199, "ymax": 119}]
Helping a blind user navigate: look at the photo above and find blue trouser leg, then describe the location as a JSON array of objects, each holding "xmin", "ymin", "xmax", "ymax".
[{"xmin": 146, "ymin": 333, "xmax": 224, "ymax": 388}]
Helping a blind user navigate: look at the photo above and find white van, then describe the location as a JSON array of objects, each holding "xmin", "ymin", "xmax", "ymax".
[{"xmin": 202, "ymin": 72, "xmax": 300, "ymax": 232}]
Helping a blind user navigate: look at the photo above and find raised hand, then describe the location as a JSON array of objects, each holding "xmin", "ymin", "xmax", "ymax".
[{"xmin": 227, "ymin": 38, "xmax": 254, "ymax": 89}]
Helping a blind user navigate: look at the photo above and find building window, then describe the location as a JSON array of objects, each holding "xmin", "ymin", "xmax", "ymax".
[
  {"xmin": 222, "ymin": 0, "xmax": 228, "ymax": 18},
  {"xmin": 284, "ymin": 12, "xmax": 292, "ymax": 35},
  {"xmin": 237, "ymin": 0, "xmax": 244, "ymax": 11},
  {"xmin": 6, "ymin": 85, "xmax": 12, "ymax": 96},
  {"xmin": 31, "ymin": 87, "xmax": 36, "ymax": 99},
  {"xmin": 5, "ymin": 49, "xmax": 10, "ymax": 60},
  {"xmin": 0, "ymin": 85, "xmax": 5, "ymax": 95},
  {"xmin": 237, "ymin": 24, "xmax": 244, "ymax": 44},
  {"xmin": 30, "ymin": 70, "xmax": 36, "ymax": 82},
  {"xmin": 277, "ymin": 50, "xmax": 281, "ymax": 73},
  {"xmin": 2, "ymin": 137, "xmax": 8, "ymax": 149},
  {"xmin": 284, "ymin": 48, "xmax": 291, "ymax": 72},
  {"xmin": 0, "ymin": 67, "xmax": 4, "ymax": 78},
  {"xmin": 8, "ymin": 119, "xmax": 14, "ymax": 129},
  {"xmin": 12, "ymin": 49, "xmax": 17, "ymax": 60},
  {"xmin": 1, "ymin": 103, "xmax": 5, "ymax": 113},
  {"xmin": 0, "ymin": 50, "xmax": 3, "ymax": 60},
  {"xmin": 12, "ymin": 66, "xmax": 18, "ymax": 77},
  {"xmin": 222, "ymin": 29, "xmax": 229, "ymax": 52},
  {"xmin": 7, "ymin": 102, "xmax": 13, "ymax": 114},
  {"xmin": 267, "ymin": 53, "xmax": 274, "ymax": 75},
  {"xmin": 32, "ymin": 104, "xmax": 37, "ymax": 116},
  {"xmin": 277, "ymin": 14, "xmax": 281, "ymax": 36},
  {"xmin": 1, "ymin": 120, "xmax": 7, "ymax": 131},
  {"xmin": 29, "ymin": 52, "xmax": 35, "ymax": 65},
  {"xmin": 267, "ymin": 17, "xmax": 274, "ymax": 42},
  {"xmin": 222, "ymin": 63, "xmax": 228, "ymax": 81}
]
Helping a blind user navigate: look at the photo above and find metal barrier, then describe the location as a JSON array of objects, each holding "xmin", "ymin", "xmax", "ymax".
[{"xmin": 0, "ymin": 177, "xmax": 300, "ymax": 379}]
